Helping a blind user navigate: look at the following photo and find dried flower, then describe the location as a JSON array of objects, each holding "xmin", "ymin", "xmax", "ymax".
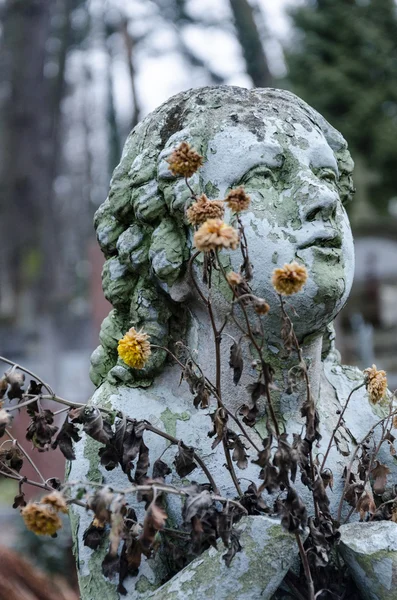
[
  {"xmin": 364, "ymin": 365, "xmax": 387, "ymax": 405},
  {"xmin": 272, "ymin": 261, "xmax": 308, "ymax": 295},
  {"xmin": 226, "ymin": 271, "xmax": 243, "ymax": 287},
  {"xmin": 254, "ymin": 299, "xmax": 270, "ymax": 315},
  {"xmin": 118, "ymin": 327, "xmax": 151, "ymax": 370},
  {"xmin": 393, "ymin": 415, "xmax": 397, "ymax": 430},
  {"xmin": 21, "ymin": 503, "xmax": 62, "ymax": 536},
  {"xmin": 41, "ymin": 492, "xmax": 68, "ymax": 514},
  {"xmin": 194, "ymin": 219, "xmax": 239, "ymax": 252},
  {"xmin": 225, "ymin": 187, "xmax": 251, "ymax": 212},
  {"xmin": 186, "ymin": 194, "xmax": 224, "ymax": 225},
  {"xmin": 167, "ymin": 142, "xmax": 203, "ymax": 178}
]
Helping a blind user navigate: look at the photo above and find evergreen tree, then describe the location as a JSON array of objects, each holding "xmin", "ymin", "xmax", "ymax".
[{"xmin": 286, "ymin": 0, "xmax": 397, "ymax": 215}]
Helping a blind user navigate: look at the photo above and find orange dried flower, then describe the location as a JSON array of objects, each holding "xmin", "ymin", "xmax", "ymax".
[
  {"xmin": 225, "ymin": 187, "xmax": 251, "ymax": 212},
  {"xmin": 41, "ymin": 492, "xmax": 68, "ymax": 514},
  {"xmin": 194, "ymin": 219, "xmax": 239, "ymax": 253},
  {"xmin": 118, "ymin": 327, "xmax": 151, "ymax": 370},
  {"xmin": 167, "ymin": 142, "xmax": 203, "ymax": 178},
  {"xmin": 186, "ymin": 194, "xmax": 225, "ymax": 225},
  {"xmin": 271, "ymin": 261, "xmax": 308, "ymax": 295},
  {"xmin": 364, "ymin": 364, "xmax": 387, "ymax": 405},
  {"xmin": 254, "ymin": 299, "xmax": 270, "ymax": 315},
  {"xmin": 226, "ymin": 271, "xmax": 243, "ymax": 287},
  {"xmin": 21, "ymin": 503, "xmax": 62, "ymax": 536}
]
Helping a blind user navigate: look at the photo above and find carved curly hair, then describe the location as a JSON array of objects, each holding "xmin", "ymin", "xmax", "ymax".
[{"xmin": 90, "ymin": 86, "xmax": 354, "ymax": 387}]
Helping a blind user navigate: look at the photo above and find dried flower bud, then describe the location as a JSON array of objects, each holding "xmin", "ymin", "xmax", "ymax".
[
  {"xmin": 226, "ymin": 271, "xmax": 243, "ymax": 287},
  {"xmin": 194, "ymin": 219, "xmax": 239, "ymax": 252},
  {"xmin": 225, "ymin": 187, "xmax": 251, "ymax": 212},
  {"xmin": 272, "ymin": 262, "xmax": 308, "ymax": 295},
  {"xmin": 254, "ymin": 299, "xmax": 270, "ymax": 315},
  {"xmin": 118, "ymin": 327, "xmax": 151, "ymax": 370},
  {"xmin": 41, "ymin": 491, "xmax": 68, "ymax": 514},
  {"xmin": 364, "ymin": 365, "xmax": 387, "ymax": 405},
  {"xmin": 167, "ymin": 142, "xmax": 203, "ymax": 178},
  {"xmin": 21, "ymin": 503, "xmax": 62, "ymax": 536},
  {"xmin": 186, "ymin": 194, "xmax": 224, "ymax": 226}
]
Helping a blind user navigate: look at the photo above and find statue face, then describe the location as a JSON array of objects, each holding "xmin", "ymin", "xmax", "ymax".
[{"xmin": 201, "ymin": 117, "xmax": 355, "ymax": 339}]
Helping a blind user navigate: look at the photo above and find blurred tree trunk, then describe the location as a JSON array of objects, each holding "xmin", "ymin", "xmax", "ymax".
[
  {"xmin": 228, "ymin": 0, "xmax": 272, "ymax": 88},
  {"xmin": 0, "ymin": 0, "xmax": 52, "ymax": 321},
  {"xmin": 0, "ymin": 0, "xmax": 77, "ymax": 321}
]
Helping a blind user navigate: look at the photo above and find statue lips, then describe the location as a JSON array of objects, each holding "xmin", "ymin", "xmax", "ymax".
[{"xmin": 297, "ymin": 230, "xmax": 343, "ymax": 251}]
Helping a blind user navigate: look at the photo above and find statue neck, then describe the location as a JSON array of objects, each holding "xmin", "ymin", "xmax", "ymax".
[{"xmin": 185, "ymin": 302, "xmax": 324, "ymax": 424}]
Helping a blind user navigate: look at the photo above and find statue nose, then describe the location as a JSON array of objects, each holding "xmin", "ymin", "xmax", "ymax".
[{"xmin": 302, "ymin": 186, "xmax": 338, "ymax": 223}]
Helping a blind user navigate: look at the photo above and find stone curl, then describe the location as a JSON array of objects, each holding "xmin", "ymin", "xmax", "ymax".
[{"xmin": 90, "ymin": 86, "xmax": 355, "ymax": 387}]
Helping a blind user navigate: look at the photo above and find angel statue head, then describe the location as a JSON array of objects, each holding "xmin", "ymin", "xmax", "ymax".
[{"xmin": 90, "ymin": 86, "xmax": 355, "ymax": 388}]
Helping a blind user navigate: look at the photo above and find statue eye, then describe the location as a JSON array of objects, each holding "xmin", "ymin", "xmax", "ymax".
[
  {"xmin": 240, "ymin": 165, "xmax": 274, "ymax": 184},
  {"xmin": 318, "ymin": 168, "xmax": 338, "ymax": 183}
]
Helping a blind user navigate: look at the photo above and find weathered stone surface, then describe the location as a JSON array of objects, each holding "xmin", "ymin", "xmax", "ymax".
[
  {"xmin": 339, "ymin": 521, "xmax": 397, "ymax": 600},
  {"xmin": 149, "ymin": 516, "xmax": 299, "ymax": 600},
  {"xmin": 70, "ymin": 85, "xmax": 397, "ymax": 599}
]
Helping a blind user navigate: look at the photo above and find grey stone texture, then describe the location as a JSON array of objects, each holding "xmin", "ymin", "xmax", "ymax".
[{"xmin": 339, "ymin": 521, "xmax": 397, "ymax": 600}]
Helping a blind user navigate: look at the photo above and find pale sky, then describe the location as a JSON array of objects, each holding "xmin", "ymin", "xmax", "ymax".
[{"xmin": 113, "ymin": 0, "xmax": 300, "ymax": 122}]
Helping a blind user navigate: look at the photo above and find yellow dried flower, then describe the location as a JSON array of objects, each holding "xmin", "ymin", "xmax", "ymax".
[
  {"xmin": 167, "ymin": 142, "xmax": 203, "ymax": 178},
  {"xmin": 118, "ymin": 327, "xmax": 151, "ymax": 370},
  {"xmin": 194, "ymin": 219, "xmax": 239, "ymax": 253},
  {"xmin": 393, "ymin": 415, "xmax": 397, "ymax": 430},
  {"xmin": 271, "ymin": 261, "xmax": 308, "ymax": 295},
  {"xmin": 364, "ymin": 364, "xmax": 387, "ymax": 405},
  {"xmin": 225, "ymin": 187, "xmax": 251, "ymax": 212},
  {"xmin": 41, "ymin": 492, "xmax": 68, "ymax": 514},
  {"xmin": 226, "ymin": 271, "xmax": 243, "ymax": 287},
  {"xmin": 254, "ymin": 299, "xmax": 270, "ymax": 315},
  {"xmin": 186, "ymin": 194, "xmax": 225, "ymax": 225},
  {"xmin": 21, "ymin": 503, "xmax": 62, "ymax": 536}
]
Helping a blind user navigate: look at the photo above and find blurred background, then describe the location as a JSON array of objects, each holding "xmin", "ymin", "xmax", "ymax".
[{"xmin": 0, "ymin": 0, "xmax": 397, "ymax": 585}]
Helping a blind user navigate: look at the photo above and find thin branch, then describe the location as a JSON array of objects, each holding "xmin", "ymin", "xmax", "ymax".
[
  {"xmin": 320, "ymin": 382, "xmax": 365, "ymax": 472},
  {"xmin": 0, "ymin": 356, "xmax": 55, "ymax": 396},
  {"xmin": 5, "ymin": 429, "xmax": 46, "ymax": 484},
  {"xmin": 65, "ymin": 479, "xmax": 247, "ymax": 515}
]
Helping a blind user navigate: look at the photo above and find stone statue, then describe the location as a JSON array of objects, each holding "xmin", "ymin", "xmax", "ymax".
[{"xmin": 69, "ymin": 86, "xmax": 395, "ymax": 600}]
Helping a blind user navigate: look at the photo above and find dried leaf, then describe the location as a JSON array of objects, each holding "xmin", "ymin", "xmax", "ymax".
[
  {"xmin": 12, "ymin": 492, "xmax": 26, "ymax": 509},
  {"xmin": 239, "ymin": 402, "xmax": 259, "ymax": 428},
  {"xmin": 229, "ymin": 341, "xmax": 243, "ymax": 385},
  {"xmin": 371, "ymin": 461, "xmax": 391, "ymax": 496},
  {"xmin": 26, "ymin": 410, "xmax": 58, "ymax": 451},
  {"xmin": 140, "ymin": 503, "xmax": 167, "ymax": 550},
  {"xmin": 152, "ymin": 458, "xmax": 172, "ymax": 480},
  {"xmin": 228, "ymin": 431, "xmax": 249, "ymax": 470},
  {"xmin": 109, "ymin": 495, "xmax": 127, "ymax": 556},
  {"xmin": 51, "ymin": 416, "xmax": 81, "ymax": 460},
  {"xmin": 174, "ymin": 444, "xmax": 197, "ymax": 477},
  {"xmin": 89, "ymin": 487, "xmax": 114, "ymax": 523},
  {"xmin": 240, "ymin": 482, "xmax": 269, "ymax": 515},
  {"xmin": 5, "ymin": 369, "xmax": 25, "ymax": 400},
  {"xmin": 208, "ymin": 407, "xmax": 228, "ymax": 449},
  {"xmin": 183, "ymin": 489, "xmax": 212, "ymax": 523},
  {"xmin": 183, "ymin": 361, "xmax": 210, "ymax": 409},
  {"xmin": 356, "ymin": 491, "xmax": 376, "ymax": 520},
  {"xmin": 81, "ymin": 407, "xmax": 112, "ymax": 445},
  {"xmin": 102, "ymin": 552, "xmax": 120, "ymax": 579},
  {"xmin": 278, "ymin": 487, "xmax": 308, "ymax": 533},
  {"xmin": 83, "ymin": 518, "xmax": 107, "ymax": 550}
]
